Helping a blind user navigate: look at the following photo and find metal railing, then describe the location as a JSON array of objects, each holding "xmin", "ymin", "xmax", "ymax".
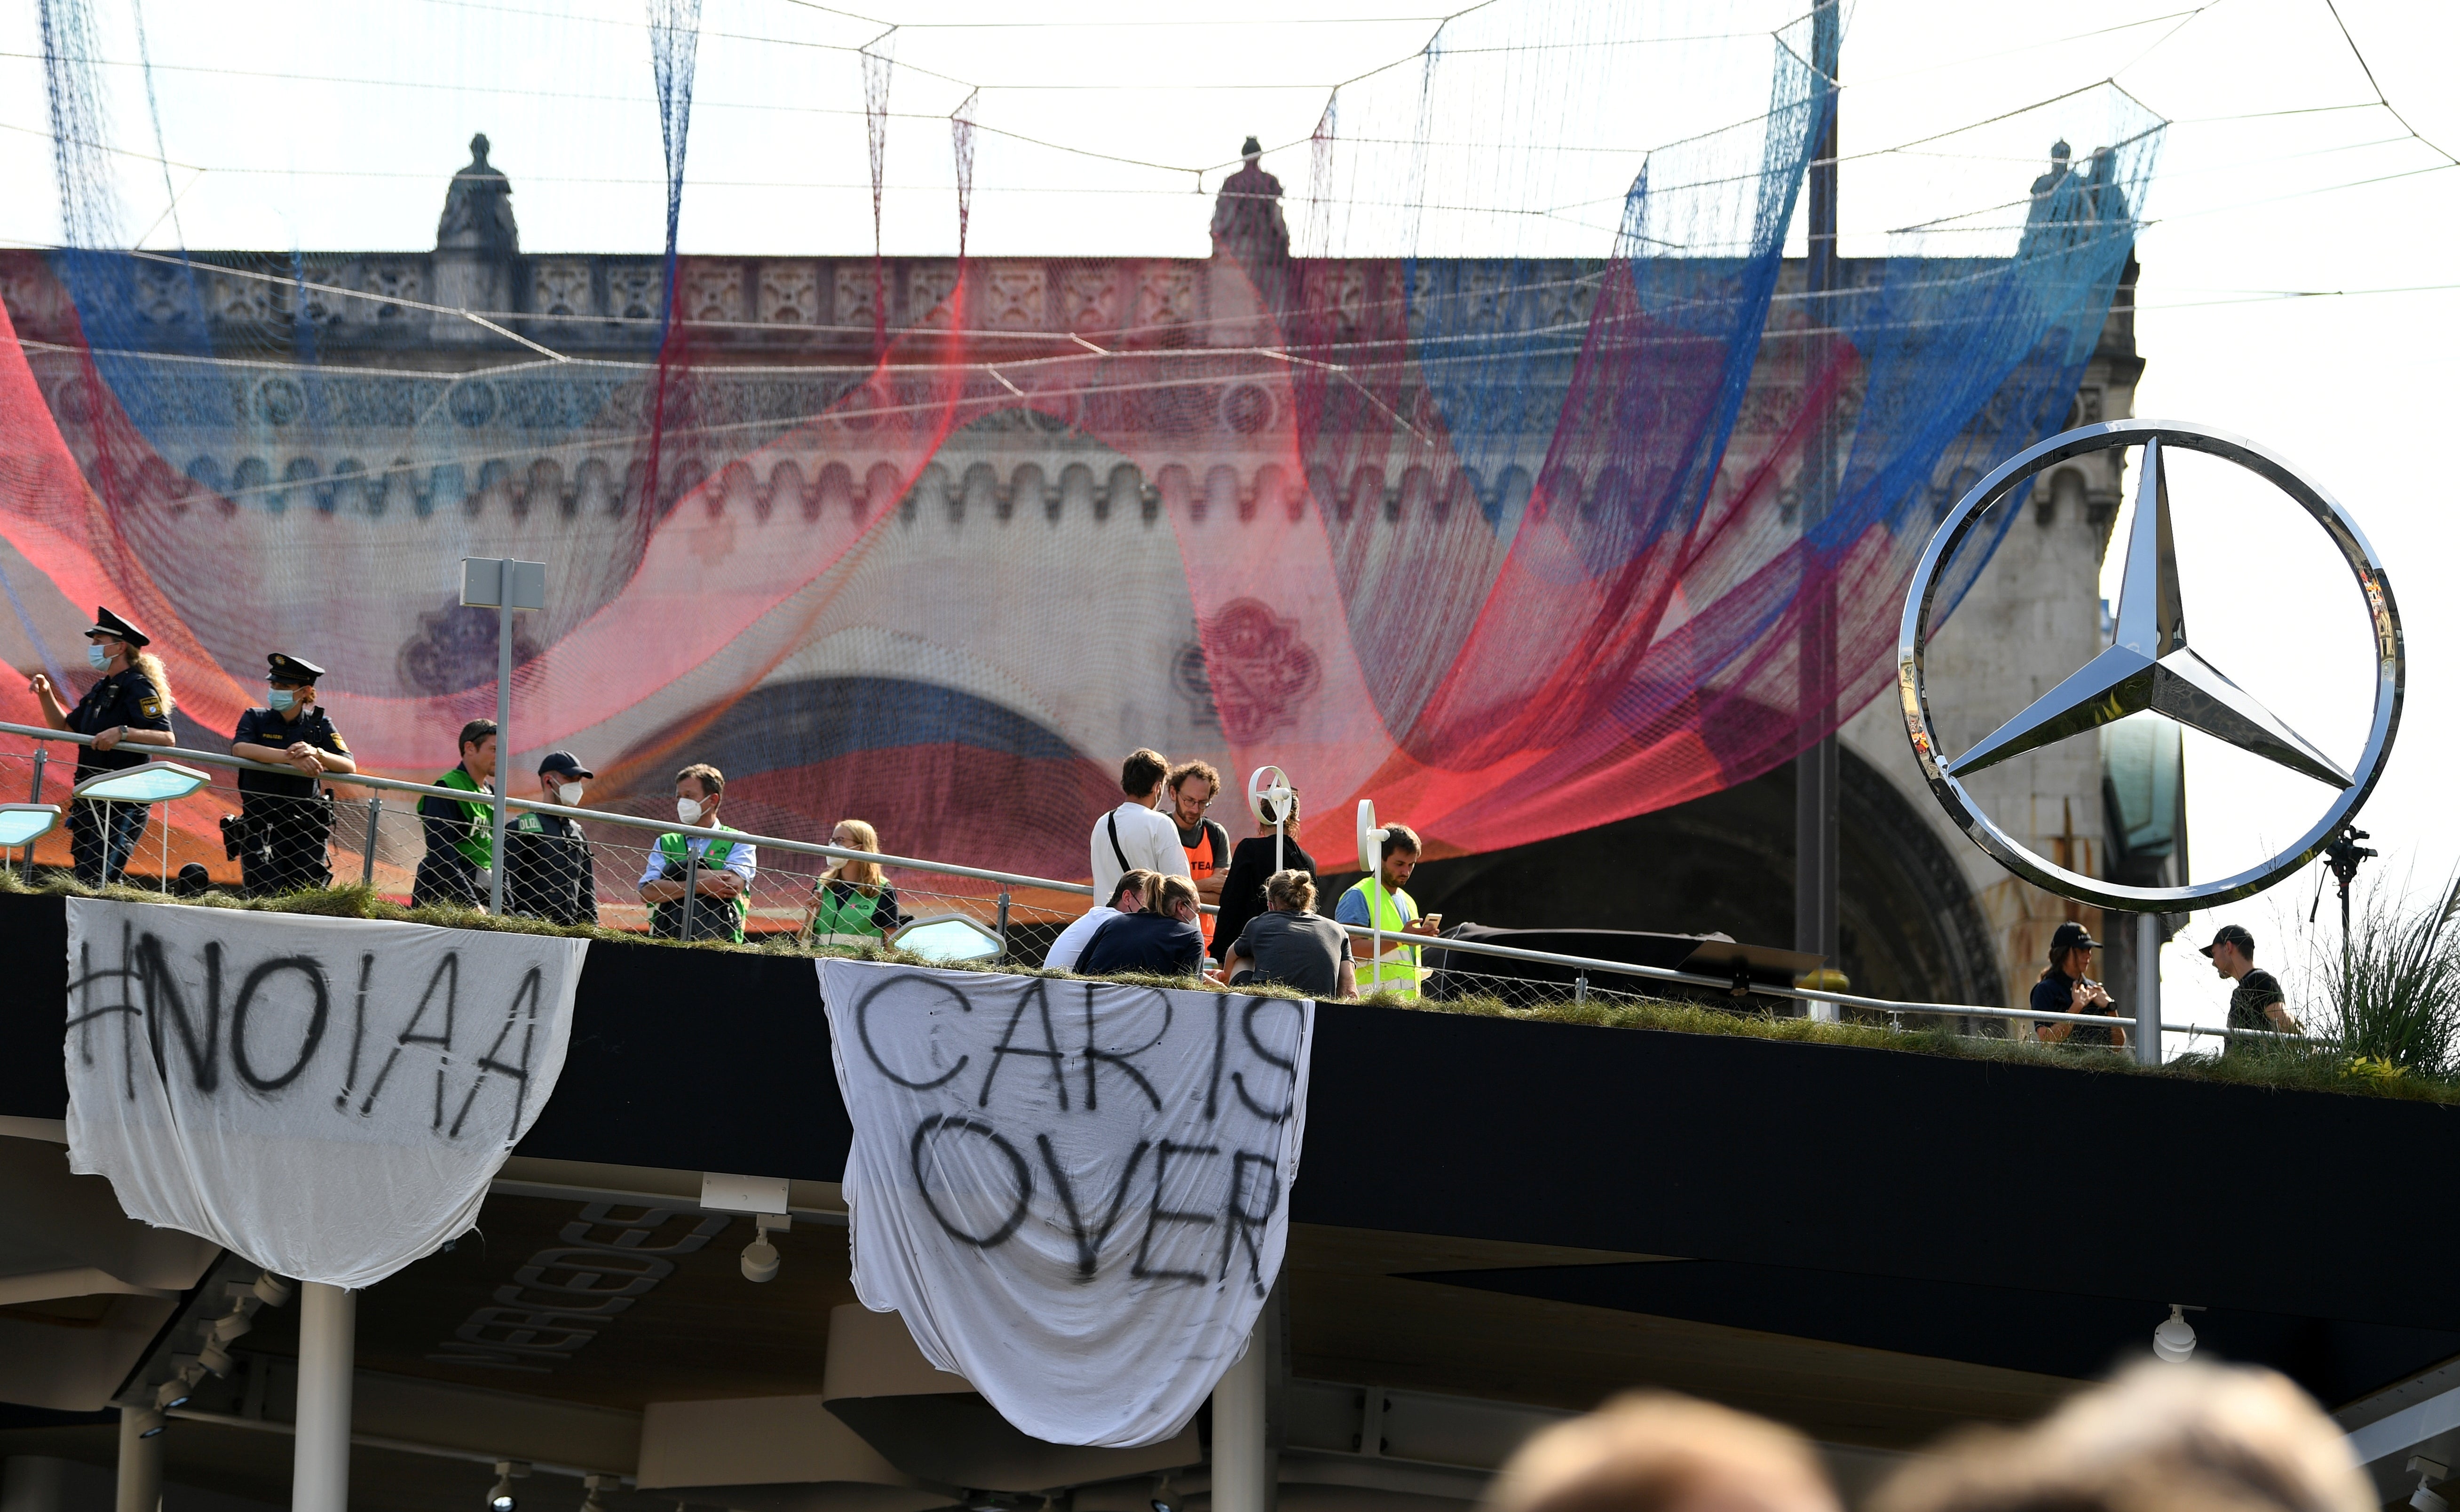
[{"xmin": 0, "ymin": 719, "xmax": 2287, "ymax": 1049}]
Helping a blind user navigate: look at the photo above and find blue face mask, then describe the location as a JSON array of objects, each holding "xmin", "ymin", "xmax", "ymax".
[
  {"xmin": 269, "ymin": 689, "xmax": 297, "ymax": 712},
  {"xmin": 86, "ymin": 644, "xmax": 110, "ymax": 671}
]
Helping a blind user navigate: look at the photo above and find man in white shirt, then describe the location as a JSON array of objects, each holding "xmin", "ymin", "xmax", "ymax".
[
  {"xmin": 1045, "ymin": 870, "xmax": 1153, "ymax": 974},
  {"xmin": 1089, "ymin": 748, "xmax": 1192, "ymax": 904},
  {"xmin": 640, "ymin": 763, "xmax": 758, "ymax": 942}
]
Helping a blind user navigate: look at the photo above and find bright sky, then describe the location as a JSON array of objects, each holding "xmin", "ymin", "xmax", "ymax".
[{"xmin": 2, "ymin": 0, "xmax": 2454, "ymax": 1044}]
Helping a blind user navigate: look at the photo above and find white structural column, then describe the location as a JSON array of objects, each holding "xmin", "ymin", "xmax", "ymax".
[
  {"xmin": 292, "ymin": 1283, "xmax": 356, "ymax": 1512},
  {"xmin": 1212, "ymin": 1318, "xmax": 1270, "ymax": 1512},
  {"xmin": 116, "ymin": 1406, "xmax": 162, "ymax": 1512},
  {"xmin": 2135, "ymin": 913, "xmax": 2163, "ymax": 1067}
]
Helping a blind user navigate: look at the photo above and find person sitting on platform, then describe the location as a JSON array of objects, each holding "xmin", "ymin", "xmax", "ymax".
[
  {"xmin": 1337, "ymin": 821, "xmax": 1440, "ymax": 997},
  {"xmin": 1222, "ymin": 870, "xmax": 1354, "ymax": 1000},
  {"xmin": 2031, "ymin": 920, "xmax": 2122, "ymax": 1049},
  {"xmin": 640, "ymin": 763, "xmax": 757, "ymax": 943},
  {"xmin": 803, "ymin": 818, "xmax": 902, "ymax": 947},
  {"xmin": 2203, "ymin": 923, "xmax": 2298, "ymax": 1045},
  {"xmin": 1046, "ymin": 869, "xmax": 1153, "ymax": 973},
  {"xmin": 226, "ymin": 652, "xmax": 356, "ymax": 896},
  {"xmin": 505, "ymin": 750, "xmax": 599, "ymax": 927},
  {"xmin": 1213, "ymin": 788, "xmax": 1315, "ymax": 959},
  {"xmin": 412, "ymin": 719, "xmax": 497, "ymax": 911},
  {"xmin": 1079, "ymin": 873, "xmax": 1205, "ymax": 979},
  {"xmin": 1483, "ymin": 1390, "xmax": 1841, "ymax": 1512}
]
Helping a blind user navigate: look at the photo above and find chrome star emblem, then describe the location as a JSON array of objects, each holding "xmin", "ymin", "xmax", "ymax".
[
  {"xmin": 1898, "ymin": 420, "xmax": 2404, "ymax": 913},
  {"xmin": 1947, "ymin": 435, "xmax": 2351, "ymax": 791}
]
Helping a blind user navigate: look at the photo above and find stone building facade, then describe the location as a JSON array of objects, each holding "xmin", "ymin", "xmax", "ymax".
[{"xmin": 0, "ymin": 146, "xmax": 2154, "ymax": 1011}]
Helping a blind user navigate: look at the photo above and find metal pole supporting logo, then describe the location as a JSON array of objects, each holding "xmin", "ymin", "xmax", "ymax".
[{"xmin": 1898, "ymin": 419, "xmax": 2404, "ymax": 915}]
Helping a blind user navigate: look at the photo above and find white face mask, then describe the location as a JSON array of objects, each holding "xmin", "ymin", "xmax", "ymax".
[
  {"xmin": 676, "ymin": 797, "xmax": 704, "ymax": 823},
  {"xmin": 557, "ymin": 783, "xmax": 585, "ymax": 806}
]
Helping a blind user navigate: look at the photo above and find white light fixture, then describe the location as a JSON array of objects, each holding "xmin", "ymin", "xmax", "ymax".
[
  {"xmin": 1150, "ymin": 1474, "xmax": 1176, "ymax": 1512},
  {"xmin": 2412, "ymin": 1457, "xmax": 2450, "ymax": 1512},
  {"xmin": 892, "ymin": 914, "xmax": 1003, "ymax": 963},
  {"xmin": 2152, "ymin": 1303, "xmax": 2198, "ymax": 1362},
  {"xmin": 742, "ymin": 1212, "xmax": 790, "ymax": 1283},
  {"xmin": 488, "ymin": 1460, "xmax": 530, "ymax": 1512},
  {"xmin": 253, "ymin": 1272, "xmax": 294, "ymax": 1308},
  {"xmin": 131, "ymin": 1407, "xmax": 167, "ymax": 1439},
  {"xmin": 154, "ymin": 1378, "xmax": 191, "ymax": 1411},
  {"xmin": 579, "ymin": 1473, "xmax": 617, "ymax": 1512},
  {"xmin": 0, "ymin": 804, "xmax": 60, "ymax": 848},
  {"xmin": 198, "ymin": 1337, "xmax": 235, "ymax": 1376},
  {"xmin": 71, "ymin": 763, "xmax": 211, "ymax": 805}
]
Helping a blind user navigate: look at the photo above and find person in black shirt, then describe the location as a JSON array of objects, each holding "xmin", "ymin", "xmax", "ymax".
[
  {"xmin": 1080, "ymin": 874, "xmax": 1206, "ymax": 978},
  {"xmin": 28, "ymin": 607, "xmax": 177, "ymax": 887},
  {"xmin": 2031, "ymin": 919, "xmax": 2122, "ymax": 1048},
  {"xmin": 226, "ymin": 653, "xmax": 356, "ymax": 895},
  {"xmin": 505, "ymin": 750, "xmax": 600, "ymax": 926},
  {"xmin": 1213, "ymin": 789, "xmax": 1316, "ymax": 958},
  {"xmin": 2202, "ymin": 924, "xmax": 2296, "ymax": 1047}
]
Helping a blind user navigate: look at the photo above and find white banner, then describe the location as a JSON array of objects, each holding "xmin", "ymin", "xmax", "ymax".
[
  {"xmin": 63, "ymin": 898, "xmax": 588, "ymax": 1290},
  {"xmin": 821, "ymin": 959, "xmax": 1313, "ymax": 1449}
]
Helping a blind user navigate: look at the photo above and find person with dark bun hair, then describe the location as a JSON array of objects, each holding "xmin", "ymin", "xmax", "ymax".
[{"xmin": 28, "ymin": 606, "xmax": 177, "ymax": 887}]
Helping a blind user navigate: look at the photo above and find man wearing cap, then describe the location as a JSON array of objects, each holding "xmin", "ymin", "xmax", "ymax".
[
  {"xmin": 506, "ymin": 751, "xmax": 599, "ymax": 927},
  {"xmin": 2204, "ymin": 924, "xmax": 2297, "ymax": 1042},
  {"xmin": 225, "ymin": 653, "xmax": 356, "ymax": 895},
  {"xmin": 2031, "ymin": 919, "xmax": 2124, "ymax": 1048},
  {"xmin": 27, "ymin": 607, "xmax": 178, "ymax": 887}
]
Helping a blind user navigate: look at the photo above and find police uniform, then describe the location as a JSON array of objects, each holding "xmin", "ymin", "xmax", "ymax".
[
  {"xmin": 228, "ymin": 653, "xmax": 348, "ymax": 895},
  {"xmin": 63, "ymin": 607, "xmax": 174, "ymax": 887}
]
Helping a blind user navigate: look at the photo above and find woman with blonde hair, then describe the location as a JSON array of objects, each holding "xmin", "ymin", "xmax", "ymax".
[
  {"xmin": 803, "ymin": 818, "xmax": 902, "ymax": 947},
  {"xmin": 28, "ymin": 607, "xmax": 178, "ymax": 887}
]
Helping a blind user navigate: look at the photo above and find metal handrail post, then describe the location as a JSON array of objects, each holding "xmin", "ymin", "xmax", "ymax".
[
  {"xmin": 681, "ymin": 847, "xmax": 699, "ymax": 941},
  {"xmin": 361, "ymin": 793, "xmax": 381, "ymax": 888}
]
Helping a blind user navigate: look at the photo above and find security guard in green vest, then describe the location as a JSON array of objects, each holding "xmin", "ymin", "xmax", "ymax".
[
  {"xmin": 1336, "ymin": 821, "xmax": 1443, "ymax": 996},
  {"xmin": 225, "ymin": 653, "xmax": 357, "ymax": 895},
  {"xmin": 639, "ymin": 762, "xmax": 757, "ymax": 942},
  {"xmin": 413, "ymin": 719, "xmax": 498, "ymax": 910}
]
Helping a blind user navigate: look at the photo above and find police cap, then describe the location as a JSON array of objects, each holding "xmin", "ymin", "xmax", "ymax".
[
  {"xmin": 86, "ymin": 606, "xmax": 150, "ymax": 648},
  {"xmin": 266, "ymin": 653, "xmax": 326, "ymax": 685}
]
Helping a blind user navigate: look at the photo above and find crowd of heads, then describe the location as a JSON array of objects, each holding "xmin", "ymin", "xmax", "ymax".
[{"xmin": 1483, "ymin": 1363, "xmax": 2373, "ymax": 1512}]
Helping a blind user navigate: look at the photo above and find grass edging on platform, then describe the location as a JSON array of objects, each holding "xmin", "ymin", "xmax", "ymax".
[{"xmin": 11, "ymin": 872, "xmax": 2450, "ymax": 1107}]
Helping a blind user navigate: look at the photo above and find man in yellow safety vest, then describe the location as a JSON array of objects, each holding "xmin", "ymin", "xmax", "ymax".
[{"xmin": 1335, "ymin": 822, "xmax": 1440, "ymax": 997}]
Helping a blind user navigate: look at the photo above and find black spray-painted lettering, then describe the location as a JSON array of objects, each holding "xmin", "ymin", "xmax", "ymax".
[
  {"xmin": 357, "ymin": 950, "xmax": 458, "ymax": 1119},
  {"xmin": 1131, "ymin": 1139, "xmax": 1219, "ymax": 1284},
  {"xmin": 449, "ymin": 966, "xmax": 543, "ymax": 1141},
  {"xmin": 910, "ymin": 1114, "xmax": 1034, "ymax": 1248},
  {"xmin": 1037, "ymin": 1132, "xmax": 1150, "ymax": 1281},
  {"xmin": 335, "ymin": 953, "xmax": 374, "ymax": 1111},
  {"xmin": 1220, "ymin": 1150, "xmax": 1282, "ymax": 1297},
  {"xmin": 977, "ymin": 978, "xmax": 1069, "ymax": 1110},
  {"xmin": 855, "ymin": 974, "xmax": 972, "ymax": 1090},
  {"xmin": 229, "ymin": 957, "xmax": 330, "ymax": 1093},
  {"xmin": 1233, "ymin": 998, "xmax": 1302, "ymax": 1122},
  {"xmin": 1080, "ymin": 982, "xmax": 1167, "ymax": 1113}
]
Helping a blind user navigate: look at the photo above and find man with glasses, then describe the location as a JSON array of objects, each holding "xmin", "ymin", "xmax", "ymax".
[
  {"xmin": 225, "ymin": 653, "xmax": 356, "ymax": 895},
  {"xmin": 1168, "ymin": 760, "xmax": 1230, "ymax": 958}
]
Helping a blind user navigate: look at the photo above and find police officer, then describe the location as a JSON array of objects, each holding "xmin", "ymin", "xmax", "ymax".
[
  {"xmin": 413, "ymin": 719, "xmax": 498, "ymax": 910},
  {"xmin": 28, "ymin": 607, "xmax": 177, "ymax": 887},
  {"xmin": 225, "ymin": 653, "xmax": 356, "ymax": 895}
]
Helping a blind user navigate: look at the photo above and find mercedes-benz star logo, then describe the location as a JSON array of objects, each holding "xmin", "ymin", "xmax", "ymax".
[{"xmin": 1898, "ymin": 420, "xmax": 2404, "ymax": 913}]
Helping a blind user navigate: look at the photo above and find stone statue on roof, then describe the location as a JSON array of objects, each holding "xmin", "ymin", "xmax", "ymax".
[
  {"xmin": 1211, "ymin": 136, "xmax": 1289, "ymax": 264},
  {"xmin": 437, "ymin": 133, "xmax": 519, "ymax": 256}
]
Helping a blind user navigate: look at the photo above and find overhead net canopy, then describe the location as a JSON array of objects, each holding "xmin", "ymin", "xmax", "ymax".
[{"xmin": 0, "ymin": 0, "xmax": 2158, "ymax": 884}]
